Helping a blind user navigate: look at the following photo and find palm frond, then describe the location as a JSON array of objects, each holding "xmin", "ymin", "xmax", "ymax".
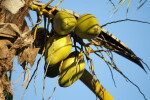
[
  {"xmin": 110, "ymin": 0, "xmax": 123, "ymax": 12},
  {"xmin": 111, "ymin": 0, "xmax": 126, "ymax": 17},
  {"xmin": 110, "ymin": 0, "xmax": 147, "ymax": 16},
  {"xmin": 107, "ymin": 0, "xmax": 115, "ymax": 7}
]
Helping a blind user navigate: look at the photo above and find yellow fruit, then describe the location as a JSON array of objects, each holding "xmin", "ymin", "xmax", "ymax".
[
  {"xmin": 75, "ymin": 14, "xmax": 101, "ymax": 39},
  {"xmin": 45, "ymin": 35, "xmax": 72, "ymax": 65},
  {"xmin": 45, "ymin": 62, "xmax": 60, "ymax": 78},
  {"xmin": 59, "ymin": 51, "xmax": 85, "ymax": 87},
  {"xmin": 53, "ymin": 11, "xmax": 77, "ymax": 35}
]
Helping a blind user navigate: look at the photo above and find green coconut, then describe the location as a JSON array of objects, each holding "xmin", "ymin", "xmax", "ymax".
[
  {"xmin": 59, "ymin": 51, "xmax": 85, "ymax": 87},
  {"xmin": 75, "ymin": 14, "xmax": 101, "ymax": 39},
  {"xmin": 53, "ymin": 11, "xmax": 77, "ymax": 35},
  {"xmin": 45, "ymin": 35, "xmax": 72, "ymax": 65},
  {"xmin": 31, "ymin": 27, "xmax": 49, "ymax": 54}
]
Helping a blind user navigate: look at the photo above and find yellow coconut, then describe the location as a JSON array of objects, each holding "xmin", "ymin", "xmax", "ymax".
[
  {"xmin": 59, "ymin": 51, "xmax": 85, "ymax": 87},
  {"xmin": 45, "ymin": 35, "xmax": 72, "ymax": 65},
  {"xmin": 75, "ymin": 14, "xmax": 101, "ymax": 39},
  {"xmin": 53, "ymin": 11, "xmax": 77, "ymax": 35}
]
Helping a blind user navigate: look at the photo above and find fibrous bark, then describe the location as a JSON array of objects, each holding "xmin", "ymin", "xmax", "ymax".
[{"xmin": 0, "ymin": 0, "xmax": 37, "ymax": 99}]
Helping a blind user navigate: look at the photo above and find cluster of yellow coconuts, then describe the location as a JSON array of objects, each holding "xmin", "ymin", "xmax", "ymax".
[{"xmin": 43, "ymin": 11, "xmax": 101, "ymax": 87}]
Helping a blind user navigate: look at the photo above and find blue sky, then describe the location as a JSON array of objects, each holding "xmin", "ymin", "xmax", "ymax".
[{"xmin": 12, "ymin": 0, "xmax": 150, "ymax": 100}]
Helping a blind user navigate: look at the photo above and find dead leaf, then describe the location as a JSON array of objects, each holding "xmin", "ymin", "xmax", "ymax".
[
  {"xmin": 0, "ymin": 23, "xmax": 21, "ymax": 38},
  {"xmin": 1, "ymin": 0, "xmax": 25, "ymax": 14},
  {"xmin": 0, "ymin": 40, "xmax": 12, "ymax": 59},
  {"xmin": 18, "ymin": 46, "xmax": 40, "ymax": 67},
  {"xmin": 20, "ymin": 30, "xmax": 33, "ymax": 44},
  {"xmin": 0, "ymin": 60, "xmax": 13, "ymax": 76}
]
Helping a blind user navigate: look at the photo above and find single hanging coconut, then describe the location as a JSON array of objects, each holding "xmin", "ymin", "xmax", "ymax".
[
  {"xmin": 75, "ymin": 14, "xmax": 101, "ymax": 39},
  {"xmin": 53, "ymin": 11, "xmax": 77, "ymax": 35},
  {"xmin": 59, "ymin": 51, "xmax": 85, "ymax": 87},
  {"xmin": 31, "ymin": 27, "xmax": 49, "ymax": 54},
  {"xmin": 45, "ymin": 35, "xmax": 72, "ymax": 65}
]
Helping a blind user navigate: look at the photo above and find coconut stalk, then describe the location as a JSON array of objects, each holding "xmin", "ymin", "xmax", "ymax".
[{"xmin": 80, "ymin": 69, "xmax": 114, "ymax": 100}]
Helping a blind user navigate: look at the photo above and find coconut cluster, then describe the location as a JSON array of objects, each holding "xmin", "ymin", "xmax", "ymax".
[
  {"xmin": 40, "ymin": 11, "xmax": 101, "ymax": 87},
  {"xmin": 53, "ymin": 11, "xmax": 101, "ymax": 39}
]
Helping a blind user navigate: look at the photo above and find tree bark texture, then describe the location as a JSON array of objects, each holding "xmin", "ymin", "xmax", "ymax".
[{"xmin": 0, "ymin": 0, "xmax": 32, "ymax": 99}]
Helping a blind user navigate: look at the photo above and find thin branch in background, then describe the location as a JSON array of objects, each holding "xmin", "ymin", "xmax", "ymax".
[
  {"xmin": 47, "ymin": 77, "xmax": 60, "ymax": 100},
  {"xmin": 94, "ymin": 36, "xmax": 117, "ymax": 70},
  {"xmin": 43, "ymin": 69, "xmax": 46, "ymax": 100},
  {"xmin": 21, "ymin": 66, "xmax": 30, "ymax": 90},
  {"xmin": 100, "ymin": 49, "xmax": 117, "ymax": 87},
  {"xmin": 84, "ymin": 47, "xmax": 98, "ymax": 92},
  {"xmin": 84, "ymin": 46, "xmax": 99, "ymax": 81},
  {"xmin": 84, "ymin": 50, "xmax": 98, "ymax": 97},
  {"xmin": 110, "ymin": 0, "xmax": 126, "ymax": 17},
  {"xmin": 111, "ymin": 63, "xmax": 147, "ymax": 100},
  {"xmin": 126, "ymin": 0, "xmax": 131, "ymax": 17},
  {"xmin": 121, "ymin": 72, "xmax": 147, "ymax": 100},
  {"xmin": 20, "ymin": 48, "xmax": 45, "ymax": 98},
  {"xmin": 110, "ymin": 0, "xmax": 147, "ymax": 17},
  {"xmin": 99, "ymin": 46, "xmax": 117, "ymax": 87},
  {"xmin": 101, "ymin": 18, "xmax": 150, "ymax": 27},
  {"xmin": 92, "ymin": 38, "xmax": 149, "ymax": 97},
  {"xmin": 85, "ymin": 45, "xmax": 117, "ymax": 87},
  {"xmin": 107, "ymin": 0, "xmax": 115, "ymax": 7},
  {"xmin": 106, "ymin": 49, "xmax": 117, "ymax": 68},
  {"xmin": 110, "ymin": 0, "xmax": 123, "ymax": 12},
  {"xmin": 94, "ymin": 49, "xmax": 122, "ymax": 74},
  {"xmin": 137, "ymin": 0, "xmax": 147, "ymax": 9},
  {"xmin": 21, "ymin": 89, "xmax": 27, "ymax": 100},
  {"xmin": 34, "ymin": 48, "xmax": 45, "ymax": 95},
  {"xmin": 90, "ymin": 58, "xmax": 100, "ymax": 83},
  {"xmin": 106, "ymin": 62, "xmax": 117, "ymax": 87},
  {"xmin": 21, "ymin": 63, "xmax": 30, "ymax": 100},
  {"xmin": 87, "ymin": 48, "xmax": 113, "ymax": 100},
  {"xmin": 138, "ymin": 0, "xmax": 143, "ymax": 4},
  {"xmin": 12, "ymin": 71, "xmax": 25, "ymax": 84}
]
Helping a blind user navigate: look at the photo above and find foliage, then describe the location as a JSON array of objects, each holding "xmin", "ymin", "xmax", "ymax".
[{"xmin": 109, "ymin": 0, "xmax": 147, "ymax": 16}]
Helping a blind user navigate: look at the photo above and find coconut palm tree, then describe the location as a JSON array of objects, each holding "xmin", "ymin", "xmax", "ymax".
[{"xmin": 0, "ymin": 0, "xmax": 149, "ymax": 100}]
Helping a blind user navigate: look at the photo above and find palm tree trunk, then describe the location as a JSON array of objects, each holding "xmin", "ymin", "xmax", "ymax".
[
  {"xmin": 0, "ymin": 80, "xmax": 5, "ymax": 100},
  {"xmin": 0, "ymin": 0, "xmax": 31, "ymax": 99}
]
